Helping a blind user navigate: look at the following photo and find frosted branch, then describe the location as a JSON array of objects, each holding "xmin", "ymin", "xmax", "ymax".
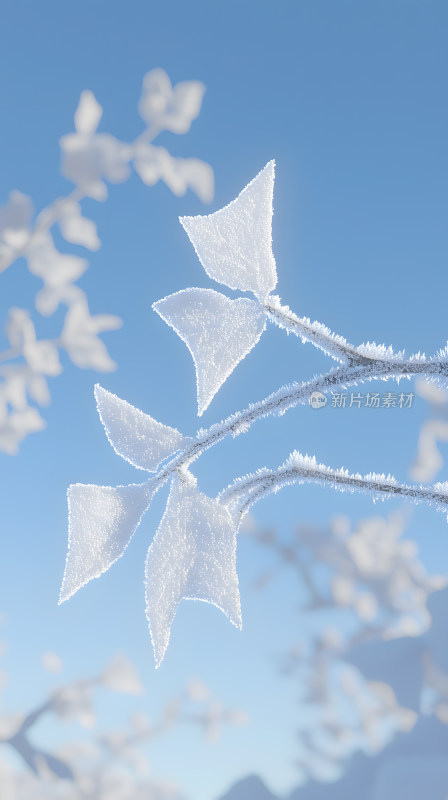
[
  {"xmin": 263, "ymin": 296, "xmax": 373, "ymax": 365},
  {"xmin": 158, "ymin": 161, "xmax": 447, "ymax": 412},
  {"xmin": 219, "ymin": 452, "xmax": 448, "ymax": 519},
  {"xmin": 122, "ymin": 355, "xmax": 448, "ymax": 493},
  {"xmin": 66, "ymin": 158, "xmax": 448, "ymax": 667}
]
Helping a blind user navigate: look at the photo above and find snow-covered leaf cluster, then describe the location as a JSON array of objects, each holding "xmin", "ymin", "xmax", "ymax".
[
  {"xmin": 63, "ymin": 159, "xmax": 448, "ymax": 672},
  {"xmin": 0, "ymin": 68, "xmax": 213, "ymax": 454}
]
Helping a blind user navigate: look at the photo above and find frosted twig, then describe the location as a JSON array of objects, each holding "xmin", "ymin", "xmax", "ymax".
[
  {"xmin": 131, "ymin": 355, "xmax": 448, "ymax": 496},
  {"xmin": 219, "ymin": 452, "xmax": 448, "ymax": 519},
  {"xmin": 263, "ymin": 296, "xmax": 373, "ymax": 365}
]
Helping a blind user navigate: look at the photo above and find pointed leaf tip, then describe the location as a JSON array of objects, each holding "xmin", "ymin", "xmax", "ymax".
[
  {"xmin": 60, "ymin": 481, "xmax": 156, "ymax": 604},
  {"xmin": 95, "ymin": 384, "xmax": 190, "ymax": 470},
  {"xmin": 179, "ymin": 160, "xmax": 277, "ymax": 301},
  {"xmin": 145, "ymin": 479, "xmax": 242, "ymax": 667},
  {"xmin": 153, "ymin": 288, "xmax": 266, "ymax": 415}
]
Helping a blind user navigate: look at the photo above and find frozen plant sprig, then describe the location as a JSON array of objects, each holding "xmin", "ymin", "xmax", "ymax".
[
  {"xmin": 219, "ymin": 453, "xmax": 448, "ymax": 519},
  {"xmin": 60, "ymin": 390, "xmax": 448, "ymax": 667},
  {"xmin": 61, "ymin": 161, "xmax": 448, "ymax": 667},
  {"xmin": 0, "ymin": 69, "xmax": 213, "ymax": 454},
  {"xmin": 153, "ymin": 161, "xmax": 448, "ymax": 415}
]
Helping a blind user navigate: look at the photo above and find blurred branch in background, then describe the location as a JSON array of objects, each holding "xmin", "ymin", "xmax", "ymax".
[
  {"xmin": 410, "ymin": 379, "xmax": 448, "ymax": 483},
  {"xmin": 0, "ymin": 619, "xmax": 247, "ymax": 799},
  {"xmin": 244, "ymin": 508, "xmax": 448, "ymax": 791},
  {"xmin": 0, "ymin": 68, "xmax": 214, "ymax": 455}
]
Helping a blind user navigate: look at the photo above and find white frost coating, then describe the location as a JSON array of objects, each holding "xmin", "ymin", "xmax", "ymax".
[
  {"xmin": 220, "ymin": 451, "xmax": 448, "ymax": 521},
  {"xmin": 179, "ymin": 161, "xmax": 277, "ymax": 301},
  {"xmin": 356, "ymin": 341, "xmax": 405, "ymax": 361},
  {"xmin": 153, "ymin": 288, "xmax": 266, "ymax": 415},
  {"xmin": 145, "ymin": 479, "xmax": 242, "ymax": 667},
  {"xmin": 95, "ymin": 384, "xmax": 189, "ymax": 471},
  {"xmin": 59, "ymin": 481, "xmax": 156, "ymax": 603}
]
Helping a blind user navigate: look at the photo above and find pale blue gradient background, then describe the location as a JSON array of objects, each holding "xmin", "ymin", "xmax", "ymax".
[{"xmin": 0, "ymin": 1, "xmax": 448, "ymax": 797}]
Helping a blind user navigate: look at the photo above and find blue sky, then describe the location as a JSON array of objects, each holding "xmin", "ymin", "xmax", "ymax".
[{"xmin": 1, "ymin": 1, "xmax": 448, "ymax": 798}]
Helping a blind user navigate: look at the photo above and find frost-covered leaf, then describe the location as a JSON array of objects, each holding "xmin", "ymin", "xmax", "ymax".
[
  {"xmin": 61, "ymin": 297, "xmax": 122, "ymax": 371},
  {"xmin": 138, "ymin": 68, "xmax": 205, "ymax": 134},
  {"xmin": 26, "ymin": 231, "xmax": 88, "ymax": 314},
  {"xmin": 0, "ymin": 406, "xmax": 46, "ymax": 455},
  {"xmin": 178, "ymin": 158, "xmax": 214, "ymax": 203},
  {"xmin": 133, "ymin": 143, "xmax": 172, "ymax": 187},
  {"xmin": 410, "ymin": 419, "xmax": 448, "ymax": 483},
  {"xmin": 25, "ymin": 340, "xmax": 61, "ymax": 378},
  {"xmin": 60, "ymin": 131, "xmax": 132, "ymax": 200},
  {"xmin": 133, "ymin": 142, "xmax": 213, "ymax": 202},
  {"xmin": 0, "ymin": 191, "xmax": 33, "ymax": 272},
  {"xmin": 6, "ymin": 307, "xmax": 35, "ymax": 352},
  {"xmin": 145, "ymin": 479, "xmax": 242, "ymax": 667},
  {"xmin": 95, "ymin": 384, "xmax": 190, "ymax": 471},
  {"xmin": 0, "ymin": 370, "xmax": 28, "ymax": 412},
  {"xmin": 74, "ymin": 90, "xmax": 103, "ymax": 135},
  {"xmin": 60, "ymin": 94, "xmax": 132, "ymax": 199},
  {"xmin": 154, "ymin": 288, "xmax": 266, "ymax": 415},
  {"xmin": 180, "ymin": 161, "xmax": 277, "ymax": 301},
  {"xmin": 59, "ymin": 482, "xmax": 157, "ymax": 603},
  {"xmin": 56, "ymin": 200, "xmax": 101, "ymax": 250},
  {"xmin": 6, "ymin": 308, "xmax": 61, "ymax": 376}
]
